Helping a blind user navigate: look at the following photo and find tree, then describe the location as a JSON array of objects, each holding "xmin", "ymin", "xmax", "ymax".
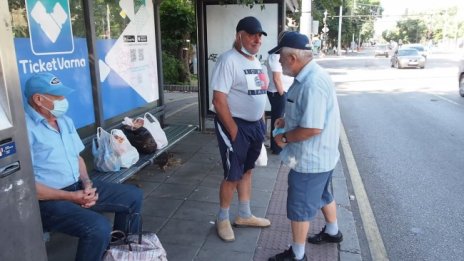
[
  {"xmin": 312, "ymin": 0, "xmax": 380, "ymax": 50},
  {"xmin": 159, "ymin": 0, "xmax": 196, "ymax": 84},
  {"xmin": 382, "ymin": 6, "xmax": 464, "ymax": 45}
]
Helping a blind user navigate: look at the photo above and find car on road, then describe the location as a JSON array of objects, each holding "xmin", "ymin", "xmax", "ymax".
[
  {"xmin": 374, "ymin": 44, "xmax": 389, "ymax": 57},
  {"xmin": 402, "ymin": 43, "xmax": 428, "ymax": 58},
  {"xmin": 390, "ymin": 48, "xmax": 426, "ymax": 69},
  {"xmin": 459, "ymin": 58, "xmax": 464, "ymax": 97}
]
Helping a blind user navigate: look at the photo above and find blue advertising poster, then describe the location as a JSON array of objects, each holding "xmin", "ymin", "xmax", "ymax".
[
  {"xmin": 96, "ymin": 40, "xmax": 149, "ymax": 120},
  {"xmin": 15, "ymin": 0, "xmax": 95, "ymax": 129},
  {"xmin": 96, "ymin": 0, "xmax": 159, "ymax": 120}
]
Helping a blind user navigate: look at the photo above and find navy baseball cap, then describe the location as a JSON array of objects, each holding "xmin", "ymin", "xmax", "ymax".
[
  {"xmin": 236, "ymin": 16, "xmax": 267, "ymax": 36},
  {"xmin": 25, "ymin": 73, "xmax": 74, "ymax": 99},
  {"xmin": 268, "ymin": 31, "xmax": 312, "ymax": 54}
]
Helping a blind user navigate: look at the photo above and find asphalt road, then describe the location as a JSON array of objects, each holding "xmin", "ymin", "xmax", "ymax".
[{"xmin": 317, "ymin": 49, "xmax": 464, "ymax": 261}]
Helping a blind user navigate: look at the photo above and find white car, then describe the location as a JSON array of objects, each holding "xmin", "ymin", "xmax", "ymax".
[{"xmin": 459, "ymin": 58, "xmax": 464, "ymax": 97}]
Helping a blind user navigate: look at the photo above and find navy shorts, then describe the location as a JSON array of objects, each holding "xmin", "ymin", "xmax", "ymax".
[
  {"xmin": 214, "ymin": 116, "xmax": 265, "ymax": 181},
  {"xmin": 287, "ymin": 169, "xmax": 334, "ymax": 221}
]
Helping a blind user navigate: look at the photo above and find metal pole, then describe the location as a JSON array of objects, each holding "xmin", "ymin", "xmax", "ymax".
[{"xmin": 337, "ymin": 5, "xmax": 343, "ymax": 55}]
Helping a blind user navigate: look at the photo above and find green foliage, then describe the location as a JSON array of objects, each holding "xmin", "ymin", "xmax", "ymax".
[
  {"xmin": 382, "ymin": 6, "xmax": 464, "ymax": 44},
  {"xmin": 219, "ymin": 0, "xmax": 266, "ymax": 10},
  {"xmin": 160, "ymin": 0, "xmax": 196, "ymax": 84},
  {"xmin": 162, "ymin": 52, "xmax": 190, "ymax": 84},
  {"xmin": 313, "ymin": 0, "xmax": 379, "ymax": 48},
  {"xmin": 93, "ymin": 0, "xmax": 130, "ymax": 39}
]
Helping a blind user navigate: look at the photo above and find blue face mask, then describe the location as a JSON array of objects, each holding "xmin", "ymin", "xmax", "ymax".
[{"xmin": 41, "ymin": 95, "xmax": 69, "ymax": 118}]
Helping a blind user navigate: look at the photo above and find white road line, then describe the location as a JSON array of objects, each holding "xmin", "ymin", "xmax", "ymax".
[
  {"xmin": 166, "ymin": 102, "xmax": 197, "ymax": 118},
  {"xmin": 431, "ymin": 94, "xmax": 460, "ymax": 106},
  {"xmin": 340, "ymin": 123, "xmax": 389, "ymax": 261}
]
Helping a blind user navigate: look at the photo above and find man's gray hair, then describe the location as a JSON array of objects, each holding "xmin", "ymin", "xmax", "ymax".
[{"xmin": 280, "ymin": 47, "xmax": 313, "ymax": 62}]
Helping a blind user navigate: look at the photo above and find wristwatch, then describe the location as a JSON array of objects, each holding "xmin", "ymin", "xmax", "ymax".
[{"xmin": 281, "ymin": 133, "xmax": 288, "ymax": 143}]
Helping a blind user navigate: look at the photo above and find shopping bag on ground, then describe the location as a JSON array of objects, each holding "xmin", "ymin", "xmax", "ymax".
[
  {"xmin": 143, "ymin": 112, "xmax": 168, "ymax": 149},
  {"xmin": 103, "ymin": 214, "xmax": 167, "ymax": 261},
  {"xmin": 92, "ymin": 127, "xmax": 121, "ymax": 172},
  {"xmin": 110, "ymin": 129, "xmax": 140, "ymax": 168},
  {"xmin": 255, "ymin": 143, "xmax": 268, "ymax": 167}
]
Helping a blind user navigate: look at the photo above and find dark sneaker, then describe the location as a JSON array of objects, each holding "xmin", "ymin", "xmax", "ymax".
[
  {"xmin": 268, "ymin": 247, "xmax": 307, "ymax": 261},
  {"xmin": 307, "ymin": 226, "xmax": 343, "ymax": 244}
]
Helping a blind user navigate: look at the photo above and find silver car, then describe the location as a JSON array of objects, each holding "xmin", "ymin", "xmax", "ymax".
[
  {"xmin": 374, "ymin": 44, "xmax": 389, "ymax": 57},
  {"xmin": 391, "ymin": 48, "xmax": 426, "ymax": 69},
  {"xmin": 403, "ymin": 43, "xmax": 428, "ymax": 58},
  {"xmin": 459, "ymin": 58, "xmax": 464, "ymax": 97}
]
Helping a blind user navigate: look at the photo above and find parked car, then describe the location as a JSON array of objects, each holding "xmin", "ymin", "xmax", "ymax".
[
  {"xmin": 402, "ymin": 44, "xmax": 428, "ymax": 58},
  {"xmin": 374, "ymin": 44, "xmax": 389, "ymax": 57},
  {"xmin": 459, "ymin": 58, "xmax": 464, "ymax": 97},
  {"xmin": 390, "ymin": 48, "xmax": 426, "ymax": 69}
]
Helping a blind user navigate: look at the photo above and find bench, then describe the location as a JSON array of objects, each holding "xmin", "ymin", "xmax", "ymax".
[
  {"xmin": 90, "ymin": 124, "xmax": 197, "ymax": 183},
  {"xmin": 43, "ymin": 123, "xmax": 197, "ymax": 242}
]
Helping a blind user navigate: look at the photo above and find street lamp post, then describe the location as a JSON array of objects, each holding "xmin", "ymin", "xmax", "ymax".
[{"xmin": 322, "ymin": 10, "xmax": 329, "ymax": 54}]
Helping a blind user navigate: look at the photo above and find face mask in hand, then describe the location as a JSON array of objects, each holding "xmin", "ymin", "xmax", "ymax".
[{"xmin": 41, "ymin": 95, "xmax": 69, "ymax": 118}]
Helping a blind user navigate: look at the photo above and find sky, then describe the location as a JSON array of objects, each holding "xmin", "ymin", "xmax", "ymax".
[
  {"xmin": 374, "ymin": 0, "xmax": 464, "ymax": 37},
  {"xmin": 381, "ymin": 0, "xmax": 464, "ymax": 15}
]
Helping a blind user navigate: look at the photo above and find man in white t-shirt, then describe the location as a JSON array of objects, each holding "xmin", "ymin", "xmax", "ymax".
[
  {"xmin": 210, "ymin": 16, "xmax": 271, "ymax": 242},
  {"xmin": 266, "ymin": 32, "xmax": 294, "ymax": 154}
]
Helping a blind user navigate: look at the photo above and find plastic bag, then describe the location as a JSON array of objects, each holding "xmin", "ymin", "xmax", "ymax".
[
  {"xmin": 255, "ymin": 143, "xmax": 268, "ymax": 167},
  {"xmin": 143, "ymin": 112, "xmax": 168, "ymax": 149},
  {"xmin": 122, "ymin": 125, "xmax": 157, "ymax": 154},
  {"xmin": 111, "ymin": 129, "xmax": 139, "ymax": 168},
  {"xmin": 103, "ymin": 214, "xmax": 167, "ymax": 261},
  {"xmin": 92, "ymin": 127, "xmax": 121, "ymax": 172},
  {"xmin": 122, "ymin": 117, "xmax": 157, "ymax": 154}
]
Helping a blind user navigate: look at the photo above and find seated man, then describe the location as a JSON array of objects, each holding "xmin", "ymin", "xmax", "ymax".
[{"xmin": 23, "ymin": 72, "xmax": 143, "ymax": 261}]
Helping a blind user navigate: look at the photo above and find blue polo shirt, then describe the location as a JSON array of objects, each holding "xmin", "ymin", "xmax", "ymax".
[
  {"xmin": 280, "ymin": 61, "xmax": 340, "ymax": 173},
  {"xmin": 24, "ymin": 104, "xmax": 84, "ymax": 189}
]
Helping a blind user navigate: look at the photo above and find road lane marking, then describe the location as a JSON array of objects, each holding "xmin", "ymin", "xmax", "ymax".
[
  {"xmin": 431, "ymin": 94, "xmax": 460, "ymax": 106},
  {"xmin": 166, "ymin": 102, "xmax": 197, "ymax": 118},
  {"xmin": 340, "ymin": 123, "xmax": 389, "ymax": 261}
]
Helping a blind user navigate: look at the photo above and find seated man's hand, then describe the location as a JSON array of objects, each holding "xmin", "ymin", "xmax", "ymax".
[{"xmin": 71, "ymin": 188, "xmax": 98, "ymax": 208}]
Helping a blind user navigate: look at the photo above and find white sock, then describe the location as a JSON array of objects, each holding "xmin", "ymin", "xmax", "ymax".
[
  {"xmin": 291, "ymin": 242, "xmax": 305, "ymax": 260},
  {"xmin": 324, "ymin": 220, "xmax": 339, "ymax": 236}
]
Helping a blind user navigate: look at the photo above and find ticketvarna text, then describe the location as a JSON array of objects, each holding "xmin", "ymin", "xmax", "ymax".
[{"xmin": 18, "ymin": 57, "xmax": 86, "ymax": 74}]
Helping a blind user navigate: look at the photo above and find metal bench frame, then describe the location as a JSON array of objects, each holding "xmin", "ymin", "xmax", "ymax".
[
  {"xmin": 90, "ymin": 124, "xmax": 197, "ymax": 184},
  {"xmin": 43, "ymin": 124, "xmax": 197, "ymax": 242}
]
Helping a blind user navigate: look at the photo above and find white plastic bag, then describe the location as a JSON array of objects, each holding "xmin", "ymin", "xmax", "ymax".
[
  {"xmin": 255, "ymin": 143, "xmax": 268, "ymax": 167},
  {"xmin": 111, "ymin": 129, "xmax": 139, "ymax": 168},
  {"xmin": 143, "ymin": 112, "xmax": 168, "ymax": 149},
  {"xmin": 92, "ymin": 127, "xmax": 121, "ymax": 172}
]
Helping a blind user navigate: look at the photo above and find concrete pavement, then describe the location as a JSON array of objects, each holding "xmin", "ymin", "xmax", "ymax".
[{"xmin": 46, "ymin": 91, "xmax": 362, "ymax": 261}]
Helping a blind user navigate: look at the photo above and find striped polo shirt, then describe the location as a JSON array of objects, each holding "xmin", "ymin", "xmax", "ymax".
[{"xmin": 280, "ymin": 61, "xmax": 340, "ymax": 173}]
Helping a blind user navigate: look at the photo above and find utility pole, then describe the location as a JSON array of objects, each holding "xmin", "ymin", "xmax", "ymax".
[{"xmin": 337, "ymin": 4, "xmax": 343, "ymax": 55}]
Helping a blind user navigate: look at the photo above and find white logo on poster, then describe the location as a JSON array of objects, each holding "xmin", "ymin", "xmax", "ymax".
[{"xmin": 30, "ymin": 1, "xmax": 68, "ymax": 43}]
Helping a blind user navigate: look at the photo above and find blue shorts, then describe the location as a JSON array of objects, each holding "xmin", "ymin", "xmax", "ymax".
[
  {"xmin": 214, "ymin": 116, "xmax": 265, "ymax": 181},
  {"xmin": 287, "ymin": 169, "xmax": 334, "ymax": 221}
]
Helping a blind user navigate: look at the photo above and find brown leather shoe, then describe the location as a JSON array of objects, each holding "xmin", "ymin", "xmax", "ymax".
[
  {"xmin": 234, "ymin": 215, "xmax": 271, "ymax": 228},
  {"xmin": 216, "ymin": 219, "xmax": 235, "ymax": 242}
]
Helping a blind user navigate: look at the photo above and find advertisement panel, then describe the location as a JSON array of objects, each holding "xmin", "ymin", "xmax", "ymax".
[
  {"xmin": 13, "ymin": 0, "xmax": 95, "ymax": 129},
  {"xmin": 95, "ymin": 0, "xmax": 159, "ymax": 120}
]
